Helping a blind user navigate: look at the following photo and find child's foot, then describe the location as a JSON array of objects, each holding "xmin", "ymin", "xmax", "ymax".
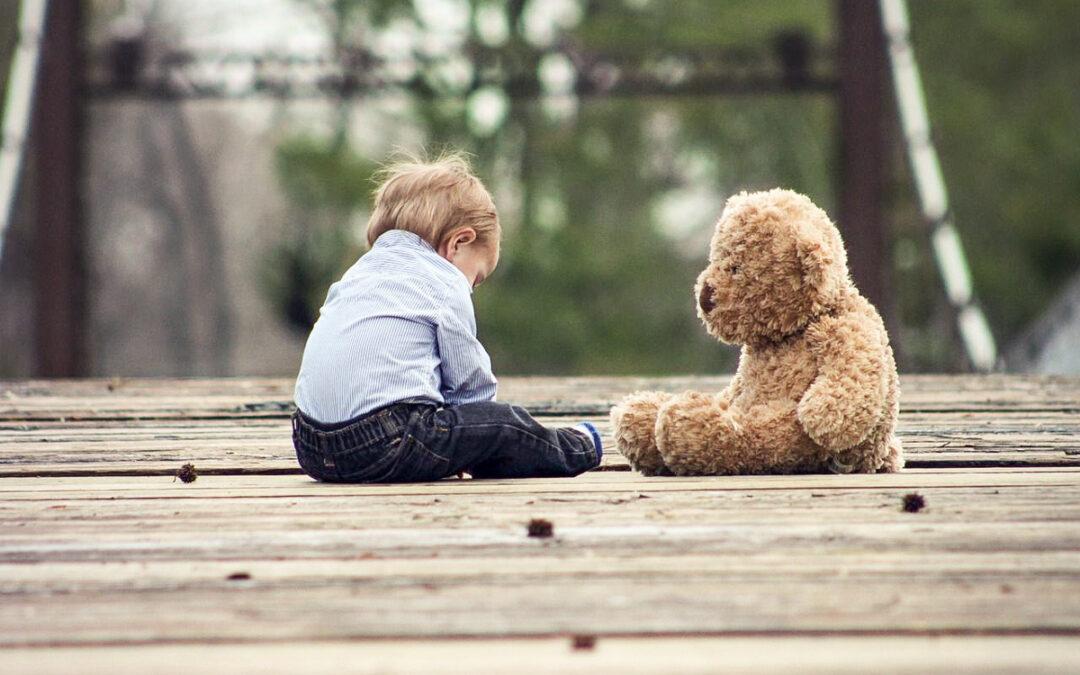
[{"xmin": 570, "ymin": 422, "xmax": 603, "ymax": 461}]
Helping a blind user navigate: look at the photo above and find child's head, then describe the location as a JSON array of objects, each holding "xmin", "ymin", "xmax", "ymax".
[{"xmin": 367, "ymin": 153, "xmax": 500, "ymax": 287}]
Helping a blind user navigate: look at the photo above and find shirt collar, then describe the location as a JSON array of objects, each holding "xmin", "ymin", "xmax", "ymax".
[
  {"xmin": 373, "ymin": 229, "xmax": 473, "ymax": 294},
  {"xmin": 374, "ymin": 229, "xmax": 433, "ymax": 252}
]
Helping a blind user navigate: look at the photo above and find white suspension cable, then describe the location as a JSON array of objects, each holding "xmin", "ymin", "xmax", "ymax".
[
  {"xmin": 0, "ymin": 0, "xmax": 49, "ymax": 261},
  {"xmin": 880, "ymin": 0, "xmax": 998, "ymax": 371}
]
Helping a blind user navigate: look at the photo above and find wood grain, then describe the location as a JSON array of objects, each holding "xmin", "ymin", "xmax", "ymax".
[
  {"xmin": 3, "ymin": 636, "xmax": 1079, "ymax": 674},
  {"xmin": 1, "ymin": 375, "xmax": 1078, "ymax": 422},
  {"xmin": 1, "ymin": 376, "xmax": 1078, "ymax": 670},
  {"xmin": 2, "ymin": 469, "xmax": 1079, "ymax": 646},
  {"xmin": 2, "ymin": 409, "xmax": 1079, "ymax": 477}
]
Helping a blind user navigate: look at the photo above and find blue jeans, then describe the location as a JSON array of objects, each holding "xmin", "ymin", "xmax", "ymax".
[{"xmin": 292, "ymin": 400, "xmax": 600, "ymax": 482}]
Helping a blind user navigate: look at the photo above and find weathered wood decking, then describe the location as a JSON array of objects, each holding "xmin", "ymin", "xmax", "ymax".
[{"xmin": 1, "ymin": 375, "xmax": 1079, "ymax": 673}]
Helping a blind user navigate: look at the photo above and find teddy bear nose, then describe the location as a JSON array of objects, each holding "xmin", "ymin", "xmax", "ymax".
[{"xmin": 698, "ymin": 281, "xmax": 717, "ymax": 314}]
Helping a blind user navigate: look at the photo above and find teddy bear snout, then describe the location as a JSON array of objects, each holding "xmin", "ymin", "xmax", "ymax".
[{"xmin": 698, "ymin": 281, "xmax": 717, "ymax": 315}]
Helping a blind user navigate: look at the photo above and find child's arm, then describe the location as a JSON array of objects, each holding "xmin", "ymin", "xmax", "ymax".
[{"xmin": 436, "ymin": 287, "xmax": 498, "ymax": 404}]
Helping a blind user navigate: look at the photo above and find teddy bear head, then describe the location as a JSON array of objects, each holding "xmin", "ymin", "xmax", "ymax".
[{"xmin": 694, "ymin": 188, "xmax": 851, "ymax": 345}]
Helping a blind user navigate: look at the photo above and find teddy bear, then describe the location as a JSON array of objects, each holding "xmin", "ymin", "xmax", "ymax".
[{"xmin": 611, "ymin": 188, "xmax": 903, "ymax": 475}]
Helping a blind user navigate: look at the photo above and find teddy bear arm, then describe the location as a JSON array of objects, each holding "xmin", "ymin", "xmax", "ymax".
[
  {"xmin": 716, "ymin": 370, "xmax": 742, "ymax": 409},
  {"xmin": 797, "ymin": 315, "xmax": 887, "ymax": 452}
]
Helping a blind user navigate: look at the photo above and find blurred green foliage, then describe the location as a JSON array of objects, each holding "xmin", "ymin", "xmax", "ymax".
[
  {"xmin": 269, "ymin": 0, "xmax": 1080, "ymax": 373},
  {"xmin": 263, "ymin": 136, "xmax": 374, "ymax": 331},
  {"xmin": 906, "ymin": 0, "xmax": 1080, "ymax": 345}
]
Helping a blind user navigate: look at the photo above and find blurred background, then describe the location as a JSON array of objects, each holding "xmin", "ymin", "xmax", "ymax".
[{"xmin": 0, "ymin": 0, "xmax": 1077, "ymax": 379}]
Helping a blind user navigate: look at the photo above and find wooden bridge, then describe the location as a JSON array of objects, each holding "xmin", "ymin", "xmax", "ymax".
[{"xmin": 1, "ymin": 375, "xmax": 1079, "ymax": 672}]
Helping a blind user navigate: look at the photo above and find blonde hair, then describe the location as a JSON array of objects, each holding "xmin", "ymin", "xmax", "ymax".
[{"xmin": 366, "ymin": 152, "xmax": 500, "ymax": 250}]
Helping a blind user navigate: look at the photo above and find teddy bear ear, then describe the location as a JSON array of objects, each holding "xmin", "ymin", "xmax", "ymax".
[{"xmin": 796, "ymin": 232, "xmax": 836, "ymax": 299}]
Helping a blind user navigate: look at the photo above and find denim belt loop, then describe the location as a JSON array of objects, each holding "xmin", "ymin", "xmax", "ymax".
[
  {"xmin": 359, "ymin": 419, "xmax": 375, "ymax": 446},
  {"xmin": 379, "ymin": 410, "xmax": 398, "ymax": 438}
]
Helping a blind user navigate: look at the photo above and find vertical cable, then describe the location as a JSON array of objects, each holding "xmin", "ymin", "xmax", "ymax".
[
  {"xmin": 880, "ymin": 0, "xmax": 997, "ymax": 371},
  {"xmin": 0, "ymin": 0, "xmax": 49, "ymax": 259}
]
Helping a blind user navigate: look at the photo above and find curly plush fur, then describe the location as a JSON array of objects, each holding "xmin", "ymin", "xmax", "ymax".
[{"xmin": 611, "ymin": 188, "xmax": 903, "ymax": 475}]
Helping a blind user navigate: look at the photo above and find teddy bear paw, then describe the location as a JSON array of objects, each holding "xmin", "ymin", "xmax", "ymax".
[
  {"xmin": 877, "ymin": 436, "xmax": 905, "ymax": 473},
  {"xmin": 610, "ymin": 391, "xmax": 673, "ymax": 476},
  {"xmin": 655, "ymin": 394, "xmax": 742, "ymax": 475}
]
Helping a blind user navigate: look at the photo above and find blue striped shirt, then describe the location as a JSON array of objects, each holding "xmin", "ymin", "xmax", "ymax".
[{"xmin": 293, "ymin": 230, "xmax": 498, "ymax": 424}]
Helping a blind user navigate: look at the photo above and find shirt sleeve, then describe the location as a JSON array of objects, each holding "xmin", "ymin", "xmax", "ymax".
[{"xmin": 435, "ymin": 284, "xmax": 498, "ymax": 405}]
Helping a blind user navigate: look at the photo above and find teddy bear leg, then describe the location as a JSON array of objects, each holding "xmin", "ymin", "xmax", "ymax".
[
  {"xmin": 654, "ymin": 392, "xmax": 740, "ymax": 475},
  {"xmin": 611, "ymin": 391, "xmax": 674, "ymax": 476},
  {"xmin": 659, "ymin": 399, "xmax": 815, "ymax": 475},
  {"xmin": 736, "ymin": 403, "xmax": 820, "ymax": 473}
]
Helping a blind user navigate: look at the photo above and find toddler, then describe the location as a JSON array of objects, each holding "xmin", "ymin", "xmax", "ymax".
[{"xmin": 292, "ymin": 154, "xmax": 602, "ymax": 482}]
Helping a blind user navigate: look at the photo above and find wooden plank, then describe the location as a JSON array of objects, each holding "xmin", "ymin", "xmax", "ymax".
[
  {"xmin": 4, "ymin": 503, "xmax": 1080, "ymax": 562},
  {"xmin": 2, "ymin": 539, "xmax": 1079, "ymax": 640},
  {"xmin": 1, "ymin": 472, "xmax": 1077, "ymax": 649},
  {"xmin": 2, "ymin": 408, "xmax": 1078, "ymax": 477},
  {"xmin": 5, "ymin": 481, "xmax": 1080, "ymax": 546},
  {"xmin": 6, "ymin": 549, "xmax": 1080, "ymax": 587},
  {"xmin": 3, "ymin": 636, "xmax": 1079, "ymax": 674},
  {"xmin": 1, "ymin": 375, "xmax": 1078, "ymax": 421},
  {"xmin": 2, "ymin": 378, "xmax": 1077, "ymax": 666},
  {"xmin": 6, "ymin": 410, "xmax": 1078, "ymax": 439},
  {"xmin": 4, "ymin": 486, "xmax": 1078, "ymax": 528},
  {"xmin": 0, "ymin": 467, "xmax": 1077, "ymax": 497},
  {"xmin": 3, "ymin": 511, "xmax": 1077, "ymax": 563},
  {"xmin": 0, "ymin": 574, "xmax": 1078, "ymax": 644},
  {"xmin": 3, "ymin": 472, "xmax": 1079, "ymax": 561}
]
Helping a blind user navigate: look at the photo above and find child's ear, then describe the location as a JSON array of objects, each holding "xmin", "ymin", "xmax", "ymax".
[
  {"xmin": 454, "ymin": 228, "xmax": 477, "ymax": 248},
  {"xmin": 441, "ymin": 228, "xmax": 477, "ymax": 260}
]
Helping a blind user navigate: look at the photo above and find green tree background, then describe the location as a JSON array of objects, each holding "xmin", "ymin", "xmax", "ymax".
[{"xmin": 269, "ymin": 0, "xmax": 1080, "ymax": 375}]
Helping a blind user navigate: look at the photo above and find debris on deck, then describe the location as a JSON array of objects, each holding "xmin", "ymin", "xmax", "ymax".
[{"xmin": 1, "ymin": 375, "xmax": 1079, "ymax": 672}]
